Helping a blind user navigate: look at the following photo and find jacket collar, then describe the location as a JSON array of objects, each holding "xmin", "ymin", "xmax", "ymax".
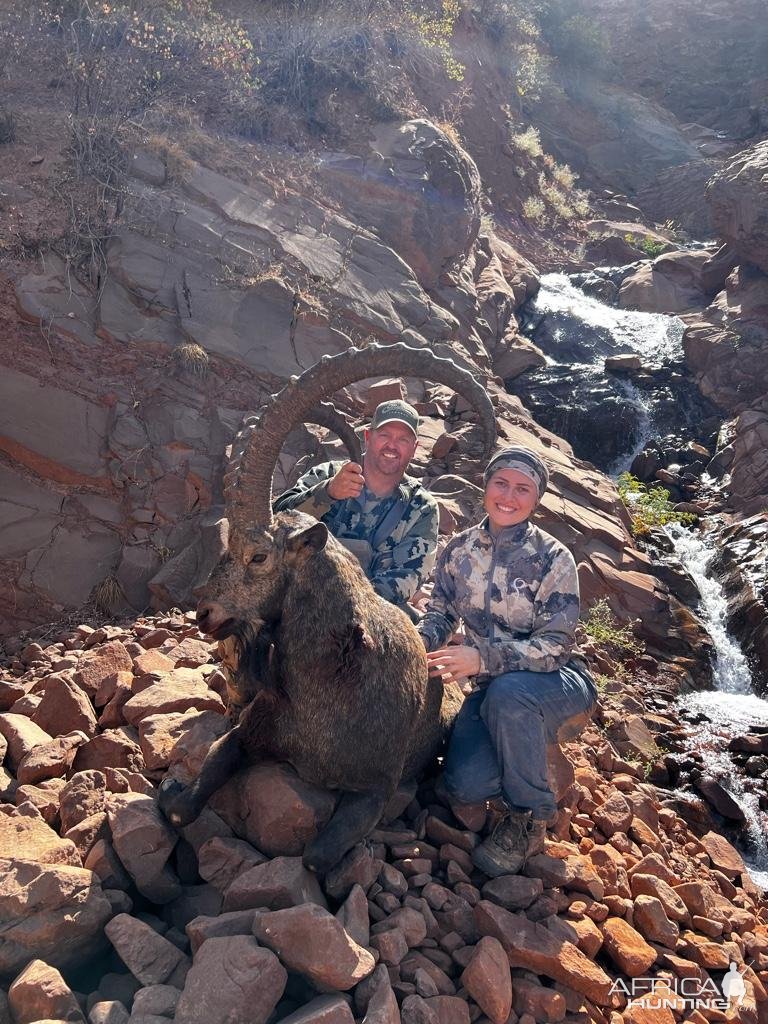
[{"xmin": 478, "ymin": 516, "xmax": 531, "ymax": 547}]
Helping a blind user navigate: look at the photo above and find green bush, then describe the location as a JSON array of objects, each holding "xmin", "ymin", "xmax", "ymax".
[
  {"xmin": 583, "ymin": 598, "xmax": 643, "ymax": 655},
  {"xmin": 617, "ymin": 472, "xmax": 697, "ymax": 536},
  {"xmin": 624, "ymin": 233, "xmax": 667, "ymax": 258}
]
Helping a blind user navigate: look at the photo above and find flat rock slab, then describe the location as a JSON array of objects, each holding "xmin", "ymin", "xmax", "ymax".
[
  {"xmin": 122, "ymin": 672, "xmax": 224, "ymax": 726},
  {"xmin": 107, "ymin": 793, "xmax": 181, "ymax": 904},
  {"xmin": 254, "ymin": 904, "xmax": 375, "ymax": 991}
]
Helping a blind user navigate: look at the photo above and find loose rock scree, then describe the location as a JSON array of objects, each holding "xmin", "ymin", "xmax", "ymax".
[{"xmin": 159, "ymin": 343, "xmax": 496, "ymax": 873}]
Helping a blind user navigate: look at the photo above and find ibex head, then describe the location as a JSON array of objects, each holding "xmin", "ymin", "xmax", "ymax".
[{"xmin": 196, "ymin": 342, "xmax": 497, "ymax": 635}]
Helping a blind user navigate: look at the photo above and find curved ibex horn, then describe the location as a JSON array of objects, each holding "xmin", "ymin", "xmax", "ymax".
[{"xmin": 226, "ymin": 342, "xmax": 497, "ymax": 536}]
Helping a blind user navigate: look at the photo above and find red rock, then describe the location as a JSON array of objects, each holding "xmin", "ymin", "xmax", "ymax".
[
  {"xmin": 105, "ymin": 913, "xmax": 191, "ymax": 987},
  {"xmin": 107, "ymin": 793, "xmax": 181, "ymax": 904},
  {"xmin": 222, "ymin": 855, "xmax": 327, "ymax": 912},
  {"xmin": 131, "ymin": 985, "xmax": 180, "ymax": 1018},
  {"xmin": 699, "ymin": 831, "xmax": 746, "ymax": 878},
  {"xmin": 89, "ymin": 1000, "xmax": 130, "ymax": 1024},
  {"xmin": 372, "ymin": 907, "xmax": 428, "ymax": 948},
  {"xmin": 72, "ymin": 729, "xmax": 145, "ymax": 774},
  {"xmin": 627, "ymin": 852, "xmax": 676, "ymax": 885},
  {"xmin": 632, "ymin": 894, "xmax": 679, "ymax": 948},
  {"xmin": 474, "ymin": 900, "xmax": 613, "ymax": 1006},
  {"xmin": 622, "ymin": 1001, "xmax": 675, "ymax": 1024},
  {"xmin": 186, "ymin": 910, "xmax": 257, "ymax": 955},
  {"xmin": 0, "ymin": 809, "xmax": 81, "ymax": 866},
  {"xmin": 59, "ymin": 770, "xmax": 109, "ymax": 832},
  {"xmin": 122, "ymin": 671, "xmax": 223, "ymax": 725},
  {"xmin": 277, "ymin": 994, "xmax": 355, "ymax": 1024},
  {"xmin": 481, "ymin": 874, "xmax": 544, "ymax": 910},
  {"xmin": 371, "ymin": 928, "xmax": 409, "ymax": 966},
  {"xmin": 567, "ymin": 915, "xmax": 603, "ymax": 958},
  {"xmin": 400, "ymin": 994, "xmax": 438, "ymax": 1024},
  {"xmin": 336, "ymin": 884, "xmax": 370, "ymax": 948},
  {"xmin": 513, "ymin": 977, "xmax": 566, "ymax": 1023},
  {"xmin": 253, "ymin": 904, "xmax": 376, "ymax": 991},
  {"xmin": 360, "ymin": 964, "xmax": 400, "ymax": 1024},
  {"xmin": 423, "ymin": 996, "xmax": 470, "ymax": 1024},
  {"xmin": 593, "ymin": 792, "xmax": 633, "ymax": 836},
  {"xmin": 524, "ymin": 854, "xmax": 604, "ymax": 900},
  {"xmin": 400, "ymin": 952, "xmax": 455, "ymax": 996},
  {"xmin": 0, "ymin": 679, "xmax": 26, "ymax": 712},
  {"xmin": 94, "ymin": 670, "xmax": 132, "ymax": 709},
  {"xmin": 211, "ymin": 762, "xmax": 336, "ymax": 858},
  {"xmin": 600, "ymin": 917, "xmax": 657, "ymax": 976},
  {"xmin": 0, "ymin": 859, "xmax": 112, "ymax": 976},
  {"xmin": 325, "ymin": 843, "xmax": 384, "ymax": 900},
  {"xmin": 629, "ymin": 874, "xmax": 689, "ymax": 923},
  {"xmin": 0, "ymin": 713, "xmax": 53, "ymax": 771},
  {"xmin": 672, "ymin": 881, "xmax": 720, "ymax": 919},
  {"xmin": 16, "ymin": 731, "xmax": 88, "ymax": 784},
  {"xmin": 73, "ymin": 640, "xmax": 133, "ymax": 697},
  {"xmin": 8, "ymin": 959, "xmax": 86, "ymax": 1024},
  {"xmin": 139, "ymin": 711, "xmax": 212, "ymax": 771},
  {"xmin": 197, "ymin": 836, "xmax": 267, "ymax": 893},
  {"xmin": 133, "ymin": 650, "xmax": 175, "ymax": 676},
  {"xmin": 461, "ymin": 935, "xmax": 512, "ymax": 1024},
  {"xmin": 173, "ymin": 935, "xmax": 285, "ymax": 1024},
  {"xmin": 165, "ymin": 638, "xmax": 214, "ymax": 668},
  {"xmin": 14, "ymin": 782, "xmax": 62, "ymax": 826},
  {"xmin": 84, "ymin": 838, "xmax": 132, "ymax": 891},
  {"xmin": 63, "ymin": 811, "xmax": 110, "ymax": 861},
  {"xmin": 32, "ymin": 676, "xmax": 98, "ymax": 738}
]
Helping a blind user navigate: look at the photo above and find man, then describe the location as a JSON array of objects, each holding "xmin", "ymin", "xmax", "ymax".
[{"xmin": 273, "ymin": 398, "xmax": 439, "ymax": 615}]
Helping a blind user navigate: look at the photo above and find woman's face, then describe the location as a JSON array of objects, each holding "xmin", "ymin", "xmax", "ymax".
[{"xmin": 484, "ymin": 468, "xmax": 539, "ymax": 530}]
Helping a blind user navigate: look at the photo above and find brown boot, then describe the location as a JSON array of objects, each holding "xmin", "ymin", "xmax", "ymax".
[
  {"xmin": 525, "ymin": 817, "xmax": 549, "ymax": 860},
  {"xmin": 471, "ymin": 809, "xmax": 530, "ymax": 877}
]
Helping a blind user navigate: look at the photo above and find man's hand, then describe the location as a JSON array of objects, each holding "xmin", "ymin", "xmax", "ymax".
[
  {"xmin": 327, "ymin": 461, "xmax": 365, "ymax": 501},
  {"xmin": 426, "ymin": 645, "xmax": 481, "ymax": 684}
]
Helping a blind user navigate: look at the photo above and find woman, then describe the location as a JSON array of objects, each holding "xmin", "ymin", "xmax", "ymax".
[{"xmin": 419, "ymin": 446, "xmax": 597, "ymax": 877}]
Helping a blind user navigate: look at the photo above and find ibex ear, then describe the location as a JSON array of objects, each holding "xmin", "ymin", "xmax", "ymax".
[{"xmin": 286, "ymin": 522, "xmax": 328, "ymax": 565}]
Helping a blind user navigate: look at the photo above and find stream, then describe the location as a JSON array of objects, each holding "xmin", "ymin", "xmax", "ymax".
[{"xmin": 519, "ymin": 271, "xmax": 768, "ymax": 887}]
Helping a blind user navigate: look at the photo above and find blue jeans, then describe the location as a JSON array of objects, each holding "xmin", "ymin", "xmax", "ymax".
[{"xmin": 443, "ymin": 662, "xmax": 597, "ymax": 821}]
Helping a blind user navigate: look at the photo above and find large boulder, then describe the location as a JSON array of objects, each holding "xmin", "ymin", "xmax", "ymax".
[
  {"xmin": 318, "ymin": 119, "xmax": 482, "ymax": 289},
  {"xmin": 707, "ymin": 140, "xmax": 768, "ymax": 273},
  {"xmin": 0, "ymin": 860, "xmax": 112, "ymax": 978}
]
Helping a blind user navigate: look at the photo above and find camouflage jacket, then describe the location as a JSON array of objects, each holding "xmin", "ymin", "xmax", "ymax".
[
  {"xmin": 418, "ymin": 517, "xmax": 580, "ymax": 677},
  {"xmin": 273, "ymin": 461, "xmax": 439, "ymax": 607}
]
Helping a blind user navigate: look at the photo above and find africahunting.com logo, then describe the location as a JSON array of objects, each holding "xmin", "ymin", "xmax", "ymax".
[{"xmin": 610, "ymin": 963, "xmax": 748, "ymax": 1012}]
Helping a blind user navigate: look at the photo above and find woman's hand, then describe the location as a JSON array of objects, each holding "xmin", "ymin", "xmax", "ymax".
[{"xmin": 426, "ymin": 645, "xmax": 481, "ymax": 684}]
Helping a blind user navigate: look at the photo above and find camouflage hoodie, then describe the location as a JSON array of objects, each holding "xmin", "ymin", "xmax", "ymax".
[
  {"xmin": 418, "ymin": 517, "xmax": 580, "ymax": 677},
  {"xmin": 273, "ymin": 460, "xmax": 438, "ymax": 607}
]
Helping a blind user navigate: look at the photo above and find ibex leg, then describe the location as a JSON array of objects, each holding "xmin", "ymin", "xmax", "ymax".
[
  {"xmin": 158, "ymin": 726, "xmax": 244, "ymax": 828},
  {"xmin": 303, "ymin": 788, "xmax": 389, "ymax": 875}
]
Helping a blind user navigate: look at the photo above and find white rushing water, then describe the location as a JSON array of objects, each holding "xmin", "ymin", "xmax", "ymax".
[
  {"xmin": 666, "ymin": 524, "xmax": 768, "ymax": 885},
  {"xmin": 534, "ymin": 273, "xmax": 685, "ymax": 364}
]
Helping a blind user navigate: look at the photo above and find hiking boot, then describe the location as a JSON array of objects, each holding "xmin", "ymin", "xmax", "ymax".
[
  {"xmin": 471, "ymin": 808, "xmax": 530, "ymax": 877},
  {"xmin": 525, "ymin": 817, "xmax": 549, "ymax": 860}
]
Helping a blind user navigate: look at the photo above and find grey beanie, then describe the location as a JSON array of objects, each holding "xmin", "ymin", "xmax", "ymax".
[{"xmin": 483, "ymin": 446, "xmax": 550, "ymax": 499}]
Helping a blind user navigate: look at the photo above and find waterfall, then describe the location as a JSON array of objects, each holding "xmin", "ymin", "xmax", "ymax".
[
  {"xmin": 666, "ymin": 524, "xmax": 768, "ymax": 885},
  {"xmin": 531, "ymin": 273, "xmax": 685, "ymax": 364}
]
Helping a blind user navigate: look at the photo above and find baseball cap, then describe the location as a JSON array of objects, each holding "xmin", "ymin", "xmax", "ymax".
[{"xmin": 370, "ymin": 399, "xmax": 419, "ymax": 438}]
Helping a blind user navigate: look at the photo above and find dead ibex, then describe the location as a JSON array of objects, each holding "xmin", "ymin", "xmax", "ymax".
[{"xmin": 159, "ymin": 343, "xmax": 496, "ymax": 873}]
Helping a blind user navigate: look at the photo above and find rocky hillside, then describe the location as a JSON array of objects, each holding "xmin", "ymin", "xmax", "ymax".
[{"xmin": 1, "ymin": 612, "xmax": 767, "ymax": 1024}]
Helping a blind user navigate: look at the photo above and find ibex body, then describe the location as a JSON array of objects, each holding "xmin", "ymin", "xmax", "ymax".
[{"xmin": 159, "ymin": 344, "xmax": 495, "ymax": 873}]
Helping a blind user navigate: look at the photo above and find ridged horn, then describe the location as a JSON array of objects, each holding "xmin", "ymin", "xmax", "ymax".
[{"xmin": 226, "ymin": 342, "xmax": 496, "ymax": 535}]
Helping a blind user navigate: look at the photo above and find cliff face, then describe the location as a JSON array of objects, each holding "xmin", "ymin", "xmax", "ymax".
[{"xmin": 3, "ymin": 0, "xmax": 764, "ymax": 660}]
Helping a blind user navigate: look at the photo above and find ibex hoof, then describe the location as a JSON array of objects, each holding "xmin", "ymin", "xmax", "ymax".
[{"xmin": 158, "ymin": 777, "xmax": 196, "ymax": 828}]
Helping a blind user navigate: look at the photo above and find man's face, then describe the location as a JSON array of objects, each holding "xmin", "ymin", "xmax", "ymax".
[{"xmin": 364, "ymin": 422, "xmax": 418, "ymax": 482}]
